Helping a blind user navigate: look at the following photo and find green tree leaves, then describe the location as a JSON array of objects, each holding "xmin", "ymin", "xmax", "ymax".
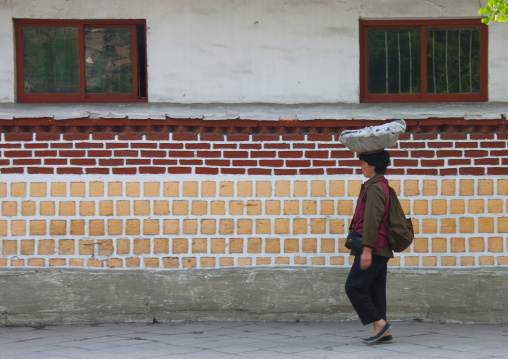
[{"xmin": 479, "ymin": 0, "xmax": 508, "ymax": 24}]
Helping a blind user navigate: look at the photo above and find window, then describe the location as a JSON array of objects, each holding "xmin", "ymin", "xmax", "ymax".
[
  {"xmin": 15, "ymin": 19, "xmax": 147, "ymax": 103},
  {"xmin": 360, "ymin": 19, "xmax": 488, "ymax": 103}
]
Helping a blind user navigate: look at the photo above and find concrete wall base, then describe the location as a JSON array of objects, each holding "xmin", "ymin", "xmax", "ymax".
[{"xmin": 1, "ymin": 268, "xmax": 506, "ymax": 326}]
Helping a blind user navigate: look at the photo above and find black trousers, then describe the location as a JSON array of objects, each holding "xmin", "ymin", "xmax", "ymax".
[{"xmin": 345, "ymin": 254, "xmax": 389, "ymax": 325}]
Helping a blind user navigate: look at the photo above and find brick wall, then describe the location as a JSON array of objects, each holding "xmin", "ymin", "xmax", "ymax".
[{"xmin": 0, "ymin": 118, "xmax": 507, "ymax": 270}]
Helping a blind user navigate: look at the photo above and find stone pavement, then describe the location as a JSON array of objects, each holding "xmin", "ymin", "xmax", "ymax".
[{"xmin": 1, "ymin": 320, "xmax": 507, "ymax": 359}]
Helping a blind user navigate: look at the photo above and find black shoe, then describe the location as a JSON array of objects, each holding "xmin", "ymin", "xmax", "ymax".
[
  {"xmin": 362, "ymin": 322, "xmax": 392, "ymax": 345},
  {"xmin": 377, "ymin": 334, "xmax": 393, "ymax": 344}
]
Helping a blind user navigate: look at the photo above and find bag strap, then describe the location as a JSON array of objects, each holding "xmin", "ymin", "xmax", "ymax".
[{"xmin": 350, "ymin": 180, "xmax": 382, "ymax": 231}]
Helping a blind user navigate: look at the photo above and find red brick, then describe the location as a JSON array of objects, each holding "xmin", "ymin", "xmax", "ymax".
[
  {"xmin": 441, "ymin": 133, "xmax": 468, "ymax": 140},
  {"xmin": 0, "ymin": 144, "xmax": 22, "ymax": 149},
  {"xmin": 75, "ymin": 143, "xmax": 103, "ymax": 149},
  {"xmin": 259, "ymin": 160, "xmax": 284, "ymax": 167},
  {"xmin": 196, "ymin": 167, "xmax": 220, "ymax": 175},
  {"xmin": 213, "ymin": 144, "xmax": 237, "ymax": 149},
  {"xmin": 470, "ymin": 134, "xmax": 495, "ymax": 140},
  {"xmin": 180, "ymin": 160, "xmax": 203, "ymax": 165},
  {"xmin": 126, "ymin": 159, "xmax": 151, "ymax": 165},
  {"xmin": 286, "ymin": 160, "xmax": 311, "ymax": 167},
  {"xmin": 4, "ymin": 134, "xmax": 33, "ymax": 141},
  {"xmin": 420, "ymin": 160, "xmax": 445, "ymax": 167},
  {"xmin": 196, "ymin": 151, "xmax": 221, "ymax": 158},
  {"xmin": 305, "ymin": 151, "xmax": 329, "ymax": 158},
  {"xmin": 428, "ymin": 142, "xmax": 453, "ymax": 148},
  {"xmin": 36, "ymin": 133, "xmax": 60, "ymax": 141},
  {"xmin": 480, "ymin": 141, "xmax": 506, "ymax": 148},
  {"xmin": 330, "ymin": 151, "xmax": 355, "ymax": 158},
  {"xmin": 464, "ymin": 150, "xmax": 489, "ymax": 158},
  {"xmin": 153, "ymin": 159, "xmax": 178, "ymax": 165},
  {"xmin": 205, "ymin": 159, "xmax": 230, "ymax": 166},
  {"xmin": 92, "ymin": 133, "xmax": 116, "ymax": 141},
  {"xmin": 159, "ymin": 143, "xmax": 185, "ymax": 149},
  {"xmin": 45, "ymin": 159, "xmax": 67, "ymax": 165},
  {"xmin": 488, "ymin": 167, "xmax": 508, "ymax": 175},
  {"xmin": 308, "ymin": 134, "xmax": 333, "ymax": 142},
  {"xmin": 63, "ymin": 134, "xmax": 90, "ymax": 141},
  {"xmin": 118, "ymin": 134, "xmax": 143, "ymax": 141},
  {"xmin": 4, "ymin": 150, "xmax": 32, "ymax": 157},
  {"xmin": 13, "ymin": 159, "xmax": 41, "ymax": 165},
  {"xmin": 35, "ymin": 150, "xmax": 58, "ymax": 157},
  {"xmin": 28, "ymin": 167, "xmax": 54, "ymax": 174},
  {"xmin": 338, "ymin": 160, "xmax": 359, "ymax": 166},
  {"xmin": 274, "ymin": 169, "xmax": 298, "ymax": 175},
  {"xmin": 0, "ymin": 159, "xmax": 10, "ymax": 165},
  {"xmin": 71, "ymin": 159, "xmax": 96, "ymax": 166},
  {"xmin": 114, "ymin": 150, "xmax": 139, "ymax": 157},
  {"xmin": 168, "ymin": 151, "xmax": 195, "ymax": 158},
  {"xmin": 168, "ymin": 167, "xmax": 192, "ymax": 174},
  {"xmin": 1, "ymin": 168, "xmax": 24, "ymax": 174},
  {"xmin": 278, "ymin": 151, "xmax": 303, "ymax": 158},
  {"xmin": 232, "ymin": 160, "xmax": 257, "ymax": 166},
  {"xmin": 140, "ymin": 167, "xmax": 166, "ymax": 174},
  {"xmin": 327, "ymin": 168, "xmax": 354, "ymax": 175},
  {"xmin": 113, "ymin": 168, "xmax": 137, "ymax": 174},
  {"xmin": 282, "ymin": 135, "xmax": 305, "ymax": 141},
  {"xmin": 106, "ymin": 143, "xmax": 129, "ymax": 149},
  {"xmin": 224, "ymin": 151, "xmax": 248, "ymax": 158},
  {"xmin": 399, "ymin": 142, "xmax": 427, "ymax": 149},
  {"xmin": 318, "ymin": 143, "xmax": 346, "ymax": 149},
  {"xmin": 252, "ymin": 135, "xmax": 280, "ymax": 142},
  {"xmin": 460, "ymin": 167, "xmax": 485, "ymax": 175},
  {"xmin": 239, "ymin": 144, "xmax": 262, "ymax": 150},
  {"xmin": 50, "ymin": 143, "xmax": 73, "ymax": 149},
  {"xmin": 226, "ymin": 135, "xmax": 250, "ymax": 142},
  {"xmin": 59, "ymin": 150, "xmax": 86, "ymax": 157},
  {"xmin": 476, "ymin": 158, "xmax": 499, "ymax": 165},
  {"xmin": 186, "ymin": 143, "xmax": 211, "ymax": 150},
  {"xmin": 86, "ymin": 168, "xmax": 110, "ymax": 174},
  {"xmin": 24, "ymin": 143, "xmax": 48, "ymax": 149},
  {"xmin": 393, "ymin": 159, "xmax": 419, "ymax": 167},
  {"xmin": 301, "ymin": 168, "xmax": 325, "ymax": 175},
  {"xmin": 248, "ymin": 168, "xmax": 272, "ymax": 175},
  {"xmin": 145, "ymin": 133, "xmax": 170, "ymax": 141},
  {"xmin": 172, "ymin": 133, "xmax": 198, "ymax": 141},
  {"xmin": 410, "ymin": 150, "xmax": 435, "ymax": 158},
  {"xmin": 99, "ymin": 159, "xmax": 124, "ymax": 166},
  {"xmin": 57, "ymin": 167, "xmax": 83, "ymax": 174},
  {"xmin": 440, "ymin": 168, "xmax": 458, "ymax": 176},
  {"xmin": 200, "ymin": 134, "xmax": 225, "ymax": 141},
  {"xmin": 131, "ymin": 143, "xmax": 158, "ymax": 149},
  {"xmin": 449, "ymin": 159, "xmax": 471, "ymax": 166},
  {"xmin": 293, "ymin": 144, "xmax": 315, "ymax": 149},
  {"xmin": 412, "ymin": 133, "xmax": 438, "ymax": 140},
  {"xmin": 455, "ymin": 142, "xmax": 478, "ymax": 148},
  {"xmin": 264, "ymin": 144, "xmax": 290, "ymax": 149},
  {"xmin": 250, "ymin": 151, "xmax": 276, "ymax": 158},
  {"xmin": 436, "ymin": 150, "xmax": 463, "ymax": 158},
  {"xmin": 312, "ymin": 160, "xmax": 336, "ymax": 167},
  {"xmin": 221, "ymin": 168, "xmax": 246, "ymax": 174},
  {"xmin": 491, "ymin": 150, "xmax": 508, "ymax": 157},
  {"xmin": 407, "ymin": 169, "xmax": 438, "ymax": 175},
  {"xmin": 141, "ymin": 151, "xmax": 167, "ymax": 158}
]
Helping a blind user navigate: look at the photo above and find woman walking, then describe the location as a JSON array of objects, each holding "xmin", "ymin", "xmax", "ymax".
[{"xmin": 345, "ymin": 150, "xmax": 394, "ymax": 345}]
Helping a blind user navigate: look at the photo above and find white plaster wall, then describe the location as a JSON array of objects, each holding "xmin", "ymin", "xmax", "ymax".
[{"xmin": 0, "ymin": 0, "xmax": 506, "ymax": 104}]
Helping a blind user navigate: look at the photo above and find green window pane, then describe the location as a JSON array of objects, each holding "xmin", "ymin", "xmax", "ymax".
[
  {"xmin": 84, "ymin": 28, "xmax": 133, "ymax": 94},
  {"xmin": 367, "ymin": 29, "xmax": 421, "ymax": 95},
  {"xmin": 22, "ymin": 27, "xmax": 80, "ymax": 94},
  {"xmin": 426, "ymin": 28, "xmax": 481, "ymax": 94}
]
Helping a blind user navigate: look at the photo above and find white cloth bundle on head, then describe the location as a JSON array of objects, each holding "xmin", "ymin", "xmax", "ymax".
[{"xmin": 339, "ymin": 119, "xmax": 406, "ymax": 153}]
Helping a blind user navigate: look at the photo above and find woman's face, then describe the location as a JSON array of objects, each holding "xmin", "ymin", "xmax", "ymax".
[{"xmin": 361, "ymin": 160, "xmax": 376, "ymax": 178}]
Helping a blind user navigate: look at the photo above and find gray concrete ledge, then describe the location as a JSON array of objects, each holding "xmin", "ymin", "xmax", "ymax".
[{"xmin": 0, "ymin": 267, "xmax": 507, "ymax": 326}]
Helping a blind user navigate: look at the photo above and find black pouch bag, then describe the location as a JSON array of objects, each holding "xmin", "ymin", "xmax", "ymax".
[{"xmin": 345, "ymin": 231, "xmax": 363, "ymax": 252}]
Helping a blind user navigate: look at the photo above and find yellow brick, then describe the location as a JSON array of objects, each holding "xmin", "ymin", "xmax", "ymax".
[
  {"xmin": 330, "ymin": 219, "xmax": 344, "ymax": 234},
  {"xmin": 265, "ymin": 200, "xmax": 281, "ymax": 215},
  {"xmin": 413, "ymin": 200, "xmax": 428, "ymax": 215},
  {"xmin": 11, "ymin": 183, "xmax": 26, "ymax": 197},
  {"xmin": 20, "ymin": 239, "xmax": 34, "ymax": 255},
  {"xmin": 87, "ymin": 259, "xmax": 104, "ymax": 268},
  {"xmin": 265, "ymin": 238, "xmax": 280, "ymax": 253},
  {"xmin": 498, "ymin": 257, "xmax": 508, "ymax": 265},
  {"xmin": 293, "ymin": 181, "xmax": 308, "ymax": 197},
  {"xmin": 337, "ymin": 200, "xmax": 354, "ymax": 215},
  {"xmin": 70, "ymin": 182, "xmax": 86, "ymax": 197},
  {"xmin": 441, "ymin": 179, "xmax": 456, "ymax": 196},
  {"xmin": 274, "ymin": 218, "xmax": 290, "ymax": 234},
  {"xmin": 302, "ymin": 200, "xmax": 317, "ymax": 215},
  {"xmin": 107, "ymin": 258, "xmax": 123, "ymax": 268},
  {"xmin": 321, "ymin": 238, "xmax": 335, "ymax": 253},
  {"xmin": 163, "ymin": 219, "xmax": 179, "ymax": 234},
  {"xmin": 284, "ymin": 238, "xmax": 299, "ymax": 253},
  {"xmin": 450, "ymin": 237, "xmax": 466, "ymax": 252},
  {"xmin": 431, "ymin": 200, "xmax": 447, "ymax": 215},
  {"xmin": 70, "ymin": 220, "xmax": 85, "ymax": 235},
  {"xmin": 2, "ymin": 240, "xmax": 17, "ymax": 255},
  {"xmin": 330, "ymin": 257, "xmax": 345, "ymax": 266},
  {"xmin": 229, "ymin": 201, "xmax": 244, "ymax": 215},
  {"xmin": 423, "ymin": 180, "xmax": 437, "ymax": 196},
  {"xmin": 413, "ymin": 238, "xmax": 428, "ymax": 253},
  {"xmin": 191, "ymin": 201, "xmax": 207, "ymax": 216},
  {"xmin": 11, "ymin": 259, "xmax": 25, "ymax": 266},
  {"xmin": 219, "ymin": 257, "xmax": 235, "ymax": 266},
  {"xmin": 30, "ymin": 220, "xmax": 46, "ymax": 235},
  {"xmin": 80, "ymin": 201, "xmax": 96, "ymax": 216},
  {"xmin": 172, "ymin": 201, "xmax": 189, "ymax": 215},
  {"xmin": 97, "ymin": 239, "xmax": 113, "ymax": 256},
  {"xmin": 28, "ymin": 258, "xmax": 45, "ymax": 267},
  {"xmin": 183, "ymin": 219, "xmax": 197, "ymax": 234},
  {"xmin": 246, "ymin": 200, "xmax": 262, "ymax": 215},
  {"xmin": 201, "ymin": 219, "xmax": 216, "ymax": 234},
  {"xmin": 0, "ymin": 183, "xmax": 6, "ymax": 197},
  {"xmin": 450, "ymin": 199, "xmax": 465, "ymax": 214},
  {"xmin": 210, "ymin": 200, "xmax": 225, "ymax": 215},
  {"xmin": 154, "ymin": 238, "xmax": 169, "ymax": 254},
  {"xmin": 441, "ymin": 257, "xmax": 457, "ymax": 266},
  {"xmin": 30, "ymin": 182, "xmax": 47, "ymax": 197},
  {"xmin": 50, "ymin": 182, "xmax": 66, "ymax": 197},
  {"xmin": 256, "ymin": 219, "xmax": 271, "ymax": 234},
  {"xmin": 229, "ymin": 238, "xmax": 244, "ymax": 253},
  {"xmin": 479, "ymin": 256, "xmax": 495, "ymax": 265},
  {"xmin": 202, "ymin": 181, "xmax": 216, "ymax": 197},
  {"xmin": 108, "ymin": 219, "xmax": 123, "ymax": 235},
  {"xmin": 275, "ymin": 257, "xmax": 290, "ymax": 265},
  {"xmin": 311, "ymin": 218, "xmax": 326, "ymax": 234},
  {"xmin": 117, "ymin": 200, "xmax": 131, "ymax": 216},
  {"xmin": 2, "ymin": 202, "xmax": 17, "ymax": 216},
  {"xmin": 163, "ymin": 182, "xmax": 179, "ymax": 197},
  {"xmin": 275, "ymin": 181, "xmax": 290, "ymax": 197},
  {"xmin": 320, "ymin": 200, "xmax": 335, "ymax": 215},
  {"xmin": 163, "ymin": 257, "xmax": 179, "ymax": 268},
  {"xmin": 294, "ymin": 257, "xmax": 308, "ymax": 265},
  {"xmin": 247, "ymin": 238, "xmax": 262, "ymax": 253},
  {"xmin": 390, "ymin": 180, "xmax": 401, "ymax": 195},
  {"xmin": 498, "ymin": 218, "xmax": 508, "ymax": 233},
  {"xmin": 134, "ymin": 200, "xmax": 151, "ymax": 216},
  {"xmin": 459, "ymin": 179, "xmax": 475, "ymax": 196},
  {"xmin": 21, "ymin": 201, "xmax": 36, "ymax": 216},
  {"xmin": 220, "ymin": 181, "xmax": 234, "ymax": 197},
  {"xmin": 182, "ymin": 182, "xmax": 198, "ymax": 197},
  {"xmin": 459, "ymin": 218, "xmax": 475, "ymax": 233},
  {"xmin": 422, "ymin": 219, "xmax": 437, "ymax": 234},
  {"xmin": 468, "ymin": 200, "xmax": 485, "ymax": 214},
  {"xmin": 211, "ymin": 238, "xmax": 225, "ymax": 254},
  {"xmin": 58, "ymin": 239, "xmax": 75, "ymax": 255},
  {"xmin": 126, "ymin": 258, "xmax": 140, "ymax": 267},
  {"xmin": 487, "ymin": 199, "xmax": 503, "ymax": 214},
  {"xmin": 144, "ymin": 182, "xmax": 160, "ymax": 197},
  {"xmin": 125, "ymin": 219, "xmax": 140, "ymax": 235},
  {"xmin": 404, "ymin": 180, "xmax": 420, "ymax": 196},
  {"xmin": 478, "ymin": 179, "xmax": 494, "ymax": 196},
  {"xmin": 200, "ymin": 257, "xmax": 216, "ymax": 268},
  {"xmin": 89, "ymin": 220, "xmax": 105, "ymax": 236},
  {"xmin": 11, "ymin": 220, "xmax": 26, "ymax": 236},
  {"xmin": 219, "ymin": 219, "xmax": 234, "ymax": 235},
  {"xmin": 90, "ymin": 182, "xmax": 104, "ymax": 197},
  {"xmin": 348, "ymin": 180, "xmax": 362, "ymax": 197},
  {"xmin": 478, "ymin": 218, "xmax": 494, "ymax": 233},
  {"xmin": 284, "ymin": 201, "xmax": 299, "ymax": 215},
  {"xmin": 38, "ymin": 239, "xmax": 55, "ymax": 255},
  {"xmin": 256, "ymin": 181, "xmax": 272, "ymax": 197},
  {"xmin": 133, "ymin": 238, "xmax": 150, "ymax": 254},
  {"xmin": 498, "ymin": 179, "xmax": 508, "ymax": 195},
  {"xmin": 108, "ymin": 182, "xmax": 123, "ymax": 196},
  {"xmin": 329, "ymin": 180, "xmax": 345, "ymax": 196},
  {"xmin": 469, "ymin": 237, "xmax": 484, "ymax": 252},
  {"xmin": 0, "ymin": 221, "xmax": 6, "ymax": 236},
  {"xmin": 440, "ymin": 218, "xmax": 456, "ymax": 234},
  {"xmin": 192, "ymin": 238, "xmax": 207, "ymax": 253},
  {"xmin": 238, "ymin": 181, "xmax": 253, "ymax": 197},
  {"xmin": 143, "ymin": 219, "xmax": 159, "ymax": 235},
  {"xmin": 488, "ymin": 237, "xmax": 503, "ymax": 252},
  {"xmin": 302, "ymin": 238, "xmax": 317, "ymax": 253},
  {"xmin": 400, "ymin": 200, "xmax": 411, "ymax": 215},
  {"xmin": 126, "ymin": 182, "xmax": 140, "ymax": 197},
  {"xmin": 292, "ymin": 218, "xmax": 308, "ymax": 234},
  {"xmin": 117, "ymin": 239, "xmax": 131, "ymax": 254},
  {"xmin": 311, "ymin": 181, "xmax": 326, "ymax": 197},
  {"xmin": 423, "ymin": 257, "xmax": 437, "ymax": 266},
  {"xmin": 237, "ymin": 219, "xmax": 253, "ymax": 234},
  {"xmin": 50, "ymin": 220, "xmax": 67, "ymax": 235},
  {"xmin": 432, "ymin": 238, "xmax": 447, "ymax": 253},
  {"xmin": 311, "ymin": 257, "xmax": 326, "ymax": 265},
  {"xmin": 99, "ymin": 201, "xmax": 114, "ymax": 216}
]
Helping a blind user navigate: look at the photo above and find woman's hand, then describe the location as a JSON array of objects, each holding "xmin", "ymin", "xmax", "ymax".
[{"xmin": 360, "ymin": 246, "xmax": 372, "ymax": 270}]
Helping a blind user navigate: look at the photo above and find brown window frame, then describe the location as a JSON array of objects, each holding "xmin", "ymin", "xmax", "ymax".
[
  {"xmin": 360, "ymin": 19, "xmax": 488, "ymax": 103},
  {"xmin": 15, "ymin": 19, "xmax": 147, "ymax": 103}
]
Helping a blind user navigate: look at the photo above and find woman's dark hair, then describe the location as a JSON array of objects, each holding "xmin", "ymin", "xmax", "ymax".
[{"xmin": 359, "ymin": 150, "xmax": 391, "ymax": 174}]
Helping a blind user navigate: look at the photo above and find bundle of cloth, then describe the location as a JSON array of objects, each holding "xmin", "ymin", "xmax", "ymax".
[{"xmin": 338, "ymin": 119, "xmax": 406, "ymax": 153}]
